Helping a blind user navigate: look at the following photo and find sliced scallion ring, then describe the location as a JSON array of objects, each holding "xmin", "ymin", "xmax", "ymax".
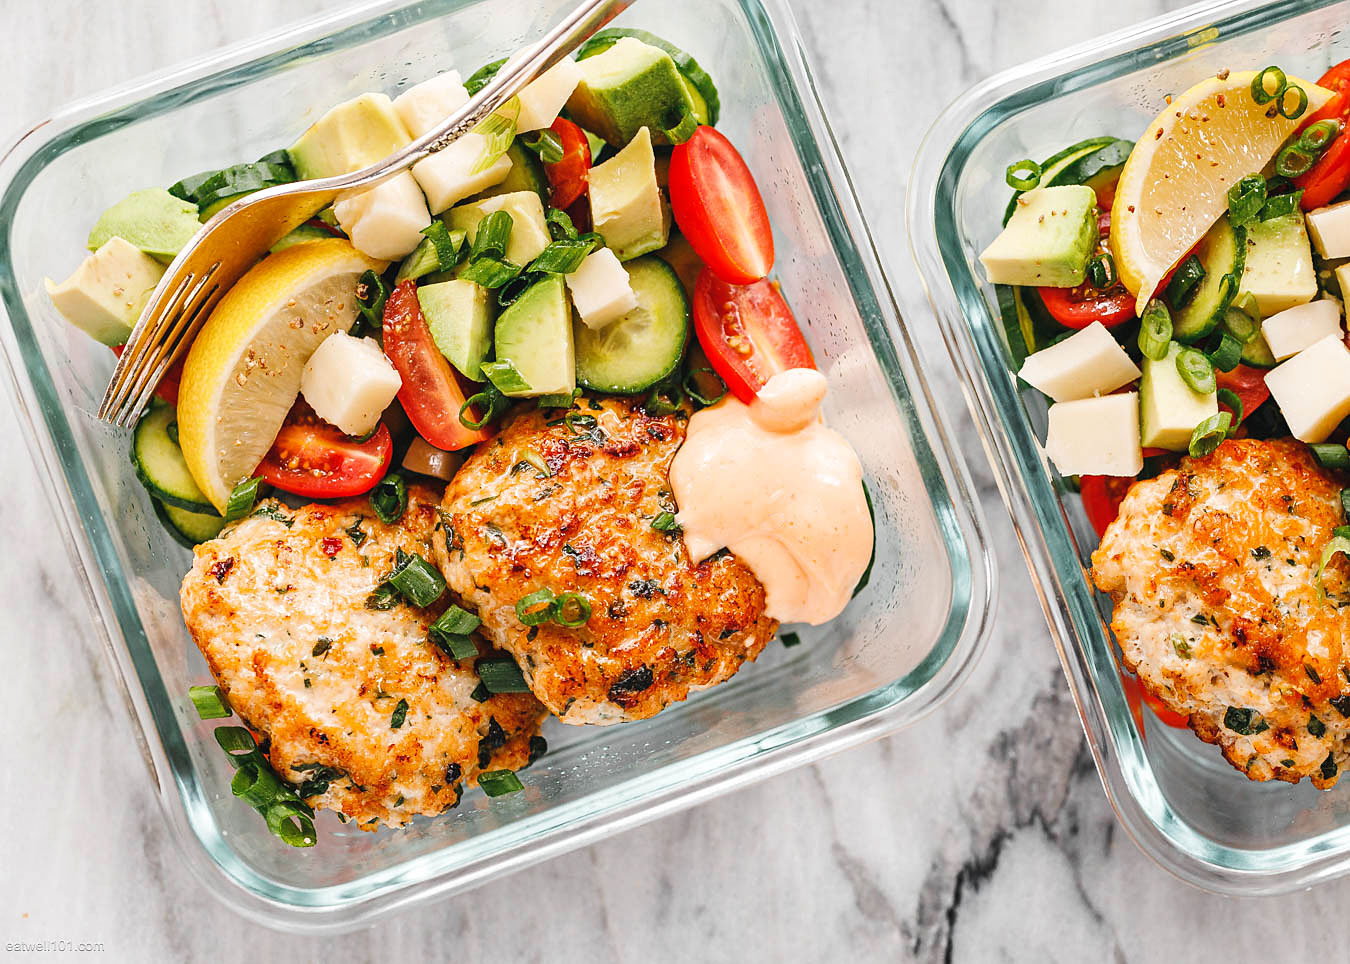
[
  {"xmin": 1217, "ymin": 387, "xmax": 1244, "ymax": 426},
  {"xmin": 1005, "ymin": 159, "xmax": 1042, "ymax": 191},
  {"xmin": 1188, "ymin": 411, "xmax": 1232, "ymax": 458},
  {"xmin": 1138, "ymin": 300, "xmax": 1173, "ymax": 361},
  {"xmin": 1251, "ymin": 65, "xmax": 1288, "ymax": 104},
  {"xmin": 1276, "ymin": 144, "xmax": 1316, "ymax": 178},
  {"xmin": 223, "ymin": 476, "xmax": 264, "ymax": 523},
  {"xmin": 553, "ymin": 592, "xmax": 592, "ymax": 628},
  {"xmin": 1316, "ymin": 534, "xmax": 1350, "ymax": 599},
  {"xmin": 515, "ymin": 588, "xmax": 557, "ymax": 626},
  {"xmin": 1176, "ymin": 347, "xmax": 1216, "ymax": 394},
  {"xmin": 1208, "ymin": 330, "xmax": 1243, "ymax": 372},
  {"xmin": 189, "ymin": 685, "xmax": 231, "ymax": 720},
  {"xmin": 387, "ymin": 548, "xmax": 446, "ymax": 608},
  {"xmin": 1086, "ymin": 252, "xmax": 1117, "ymax": 290},
  {"xmin": 1300, "ymin": 118, "xmax": 1342, "ymax": 152},
  {"xmin": 1311, "ymin": 443, "xmax": 1350, "ymax": 471},
  {"xmin": 1279, "ymin": 83, "xmax": 1309, "ymax": 119},
  {"xmin": 1260, "ymin": 189, "xmax": 1304, "ymax": 220}
]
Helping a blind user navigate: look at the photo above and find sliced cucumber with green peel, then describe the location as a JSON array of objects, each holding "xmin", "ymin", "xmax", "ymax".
[
  {"xmin": 575, "ymin": 256, "xmax": 689, "ymax": 393},
  {"xmin": 1169, "ymin": 216, "xmax": 1246, "ymax": 343},
  {"xmin": 153, "ymin": 498, "xmax": 225, "ymax": 549},
  {"xmin": 995, "ymin": 284, "xmax": 1062, "ymax": 368},
  {"xmin": 1002, "ymin": 136, "xmax": 1118, "ymax": 225},
  {"xmin": 132, "ymin": 399, "xmax": 215, "ymax": 513},
  {"xmin": 1240, "ymin": 330, "xmax": 1277, "ymax": 368},
  {"xmin": 1046, "ymin": 138, "xmax": 1133, "ymax": 194}
]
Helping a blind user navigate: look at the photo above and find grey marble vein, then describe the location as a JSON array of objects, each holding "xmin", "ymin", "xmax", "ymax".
[{"xmin": 8, "ymin": 0, "xmax": 1350, "ymax": 961}]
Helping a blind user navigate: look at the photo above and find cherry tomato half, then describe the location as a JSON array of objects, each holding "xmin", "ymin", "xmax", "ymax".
[
  {"xmin": 692, "ymin": 272, "xmax": 814, "ymax": 403},
  {"xmin": 259, "ymin": 401, "xmax": 392, "ymax": 498},
  {"xmin": 381, "ymin": 280, "xmax": 489, "ymax": 451},
  {"xmin": 1118, "ymin": 670, "xmax": 1191, "ymax": 730},
  {"xmin": 110, "ymin": 343, "xmax": 181, "ymax": 406},
  {"xmin": 669, "ymin": 126, "xmax": 774, "ymax": 285},
  {"xmin": 1037, "ymin": 284, "xmax": 1136, "ymax": 329},
  {"xmin": 1215, "ymin": 364, "xmax": 1271, "ymax": 425},
  {"xmin": 1294, "ymin": 60, "xmax": 1350, "ymax": 210},
  {"xmin": 545, "ymin": 117, "xmax": 592, "ymax": 211},
  {"xmin": 1080, "ymin": 474, "xmax": 1132, "ymax": 538}
]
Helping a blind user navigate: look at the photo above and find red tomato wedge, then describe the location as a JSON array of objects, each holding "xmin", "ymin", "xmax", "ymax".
[
  {"xmin": 1119, "ymin": 671, "xmax": 1191, "ymax": 730},
  {"xmin": 381, "ymin": 280, "xmax": 489, "ymax": 451},
  {"xmin": 544, "ymin": 117, "xmax": 592, "ymax": 210},
  {"xmin": 1295, "ymin": 60, "xmax": 1350, "ymax": 210},
  {"xmin": 1215, "ymin": 364, "xmax": 1271, "ymax": 425},
  {"xmin": 111, "ymin": 344, "xmax": 182, "ymax": 406},
  {"xmin": 693, "ymin": 272, "xmax": 814, "ymax": 403},
  {"xmin": 259, "ymin": 402, "xmax": 392, "ymax": 498},
  {"xmin": 1080, "ymin": 474, "xmax": 1131, "ymax": 539},
  {"xmin": 669, "ymin": 126, "xmax": 774, "ymax": 285},
  {"xmin": 1037, "ymin": 284, "xmax": 1135, "ymax": 329}
]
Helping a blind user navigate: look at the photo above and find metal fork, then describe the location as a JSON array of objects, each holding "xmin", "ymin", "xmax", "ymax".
[{"xmin": 98, "ymin": 0, "xmax": 632, "ymax": 427}]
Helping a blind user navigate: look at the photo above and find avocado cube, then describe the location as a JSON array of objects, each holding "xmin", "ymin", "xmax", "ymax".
[
  {"xmin": 566, "ymin": 37, "xmax": 699, "ymax": 146},
  {"xmin": 979, "ymin": 185, "xmax": 1097, "ymax": 288},
  {"xmin": 589, "ymin": 127, "xmax": 669, "ymax": 262},
  {"xmin": 1239, "ymin": 212, "xmax": 1317, "ymax": 317},
  {"xmin": 1139, "ymin": 342, "xmax": 1218, "ymax": 451},
  {"xmin": 288, "ymin": 93, "xmax": 412, "ymax": 180},
  {"xmin": 492, "ymin": 274, "xmax": 575, "ymax": 397},
  {"xmin": 445, "ymin": 191, "xmax": 551, "ymax": 266},
  {"xmin": 86, "ymin": 188, "xmax": 201, "ymax": 264},
  {"xmin": 417, "ymin": 279, "xmax": 493, "ymax": 381},
  {"xmin": 45, "ymin": 237, "xmax": 166, "ymax": 346}
]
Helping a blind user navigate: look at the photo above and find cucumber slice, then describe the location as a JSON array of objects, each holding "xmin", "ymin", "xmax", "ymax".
[
  {"xmin": 576, "ymin": 28, "xmax": 720, "ymax": 126},
  {"xmin": 995, "ymin": 284, "xmax": 1063, "ymax": 368},
  {"xmin": 1241, "ymin": 330, "xmax": 1277, "ymax": 368},
  {"xmin": 574, "ymin": 256, "xmax": 689, "ymax": 393},
  {"xmin": 1169, "ymin": 216, "xmax": 1246, "ymax": 343},
  {"xmin": 468, "ymin": 142, "xmax": 547, "ymax": 203},
  {"xmin": 1002, "ymin": 136, "xmax": 1118, "ymax": 225},
  {"xmin": 132, "ymin": 399, "xmax": 215, "ymax": 513},
  {"xmin": 153, "ymin": 498, "xmax": 225, "ymax": 549},
  {"xmin": 1046, "ymin": 138, "xmax": 1133, "ymax": 193}
]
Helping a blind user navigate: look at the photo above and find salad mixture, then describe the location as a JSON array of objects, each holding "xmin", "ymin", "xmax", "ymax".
[
  {"xmin": 46, "ymin": 30, "xmax": 874, "ymax": 845},
  {"xmin": 982, "ymin": 60, "xmax": 1350, "ymax": 788}
]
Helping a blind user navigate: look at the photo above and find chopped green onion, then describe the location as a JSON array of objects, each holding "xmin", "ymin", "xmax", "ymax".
[
  {"xmin": 1175, "ymin": 347, "xmax": 1216, "ymax": 394},
  {"xmin": 1165, "ymin": 255, "xmax": 1206, "ymax": 308},
  {"xmin": 390, "ymin": 698, "xmax": 409, "ymax": 729},
  {"xmin": 1276, "ymin": 144, "xmax": 1316, "ymax": 178},
  {"xmin": 355, "ymin": 269, "xmax": 389, "ymax": 329},
  {"xmin": 682, "ymin": 367, "xmax": 729, "ymax": 407},
  {"xmin": 539, "ymin": 389, "xmax": 580, "ymax": 409},
  {"xmin": 470, "ymin": 211, "xmax": 514, "ymax": 261},
  {"xmin": 553, "ymin": 592, "xmax": 592, "ymax": 627},
  {"xmin": 1208, "ymin": 330, "xmax": 1243, "ymax": 372},
  {"xmin": 1086, "ymin": 253, "xmax": 1117, "ymax": 290},
  {"xmin": 1301, "ymin": 118, "xmax": 1342, "ymax": 153},
  {"xmin": 1138, "ymin": 300, "xmax": 1173, "ymax": 361},
  {"xmin": 189, "ymin": 684, "xmax": 231, "ymax": 720},
  {"xmin": 1260, "ymin": 189, "xmax": 1305, "ymax": 220},
  {"xmin": 387, "ymin": 548, "xmax": 446, "ymax": 607},
  {"xmin": 469, "ymin": 682, "xmax": 490, "ymax": 702},
  {"xmin": 1217, "ymin": 387, "xmax": 1244, "ymax": 426},
  {"xmin": 460, "ymin": 384, "xmax": 508, "ymax": 430},
  {"xmin": 651, "ymin": 511, "xmax": 681, "ymax": 533},
  {"xmin": 515, "ymin": 588, "xmax": 557, "ymax": 626},
  {"xmin": 1221, "ymin": 305, "xmax": 1258, "ymax": 344},
  {"xmin": 1279, "ymin": 83, "xmax": 1309, "ymax": 119},
  {"xmin": 1188, "ymin": 411, "xmax": 1232, "ymax": 457},
  {"xmin": 643, "ymin": 379, "xmax": 684, "ymax": 416},
  {"xmin": 495, "ymin": 270, "xmax": 545, "ymax": 308},
  {"xmin": 521, "ymin": 129, "xmax": 565, "ymax": 164},
  {"xmin": 476, "ymin": 655, "xmax": 531, "ymax": 693},
  {"xmin": 465, "ymin": 58, "xmax": 507, "ymax": 96},
  {"xmin": 528, "ymin": 239, "xmax": 595, "ymax": 275},
  {"xmin": 481, "ymin": 359, "xmax": 532, "ymax": 395},
  {"xmin": 470, "ymin": 98, "xmax": 519, "ymax": 175},
  {"xmin": 212, "ymin": 726, "xmax": 316, "ymax": 846},
  {"xmin": 370, "ymin": 473, "xmax": 407, "ymax": 524},
  {"xmin": 1312, "ymin": 443, "xmax": 1350, "ymax": 470},
  {"xmin": 1227, "ymin": 173, "xmax": 1267, "ymax": 226},
  {"xmin": 780, "ymin": 632, "xmax": 802, "ymax": 648},
  {"xmin": 545, "ymin": 207, "xmax": 580, "ymax": 241},
  {"xmin": 224, "ymin": 476, "xmax": 264, "ymax": 523},
  {"xmin": 1336, "ymin": 525, "xmax": 1350, "ymax": 540},
  {"xmin": 215, "ymin": 725, "xmax": 259, "ymax": 762},
  {"xmin": 1251, "ymin": 65, "xmax": 1288, "ymax": 104},
  {"xmin": 478, "ymin": 769, "xmax": 524, "ymax": 797},
  {"xmin": 421, "ymin": 220, "xmax": 464, "ymax": 269},
  {"xmin": 1341, "ymin": 488, "xmax": 1350, "ymax": 517},
  {"xmin": 265, "ymin": 800, "xmax": 317, "ymax": 847},
  {"xmin": 459, "ymin": 256, "xmax": 522, "ymax": 288},
  {"xmin": 429, "ymin": 604, "xmax": 481, "ymax": 660},
  {"xmin": 233, "ymin": 762, "xmax": 285, "ymax": 808},
  {"xmin": 1317, "ymin": 534, "xmax": 1350, "ymax": 599},
  {"xmin": 1005, "ymin": 159, "xmax": 1042, "ymax": 191}
]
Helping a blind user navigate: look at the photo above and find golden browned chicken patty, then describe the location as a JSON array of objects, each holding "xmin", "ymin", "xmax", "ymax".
[
  {"xmin": 181, "ymin": 487, "xmax": 546, "ymax": 829},
  {"xmin": 1091, "ymin": 437, "xmax": 1350, "ymax": 788},
  {"xmin": 432, "ymin": 397, "xmax": 777, "ymax": 725}
]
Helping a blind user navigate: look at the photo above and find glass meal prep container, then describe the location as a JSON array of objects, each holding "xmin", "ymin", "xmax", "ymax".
[
  {"xmin": 0, "ymin": 0, "xmax": 993, "ymax": 932},
  {"xmin": 910, "ymin": 0, "xmax": 1350, "ymax": 896}
]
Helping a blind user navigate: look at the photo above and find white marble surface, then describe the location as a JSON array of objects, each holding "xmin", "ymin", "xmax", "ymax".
[{"xmin": 9, "ymin": 0, "xmax": 1350, "ymax": 959}]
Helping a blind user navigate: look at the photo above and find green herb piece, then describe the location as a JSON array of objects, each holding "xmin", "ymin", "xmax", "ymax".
[
  {"xmin": 1170, "ymin": 635, "xmax": 1191, "ymax": 658},
  {"xmin": 390, "ymin": 698, "xmax": 409, "ymax": 729},
  {"xmin": 553, "ymin": 592, "xmax": 592, "ymax": 627},
  {"xmin": 651, "ymin": 511, "xmax": 681, "ymax": 533},
  {"xmin": 1217, "ymin": 388, "xmax": 1244, "ymax": 426},
  {"xmin": 1312, "ymin": 444, "xmax": 1350, "ymax": 471},
  {"xmin": 355, "ymin": 269, "xmax": 389, "ymax": 330},
  {"xmin": 470, "ymin": 98, "xmax": 519, "ymax": 175},
  {"xmin": 189, "ymin": 685, "xmax": 231, "ymax": 720},
  {"xmin": 465, "ymin": 58, "xmax": 507, "ymax": 95},
  {"xmin": 521, "ymin": 129, "xmax": 564, "ymax": 164},
  {"xmin": 781, "ymin": 632, "xmax": 802, "ymax": 648},
  {"xmin": 1227, "ymin": 173, "xmax": 1267, "ymax": 226},
  {"xmin": 481, "ymin": 359, "xmax": 533, "ymax": 395},
  {"xmin": 460, "ymin": 256, "xmax": 523, "ymax": 288},
  {"xmin": 388, "ymin": 548, "xmax": 446, "ymax": 607},
  {"xmin": 430, "ymin": 605, "xmax": 481, "ymax": 660},
  {"xmin": 1165, "ymin": 255, "xmax": 1206, "ymax": 308},
  {"xmin": 1175, "ymin": 346, "xmax": 1216, "ymax": 394},
  {"xmin": 346, "ymin": 521, "xmax": 367, "ymax": 547},
  {"xmin": 1310, "ymin": 714, "xmax": 1328, "ymax": 737},
  {"xmin": 470, "ymin": 210, "xmax": 514, "ymax": 261},
  {"xmin": 545, "ymin": 206, "xmax": 580, "ymax": 241},
  {"xmin": 476, "ymin": 655, "xmax": 531, "ymax": 693},
  {"xmin": 1251, "ymin": 65, "xmax": 1289, "ymax": 104},
  {"xmin": 370, "ymin": 474, "xmax": 408, "ymax": 524},
  {"xmin": 1252, "ymin": 546, "xmax": 1271, "ymax": 560},
  {"xmin": 683, "ymin": 367, "xmax": 729, "ymax": 407},
  {"xmin": 1308, "ymin": 664, "xmax": 1324, "ymax": 684},
  {"xmin": 213, "ymin": 726, "xmax": 316, "ymax": 847},
  {"xmin": 312, "ymin": 638, "xmax": 333, "ymax": 657},
  {"xmin": 1086, "ymin": 252, "xmax": 1117, "ymax": 290},
  {"xmin": 470, "ymin": 682, "xmax": 490, "ymax": 702},
  {"xmin": 224, "ymin": 476, "xmax": 264, "ymax": 523},
  {"xmin": 853, "ymin": 481, "xmax": 877, "ymax": 598},
  {"xmin": 1188, "ymin": 412, "xmax": 1232, "ymax": 458},
  {"xmin": 515, "ymin": 588, "xmax": 558, "ymax": 626},
  {"xmin": 365, "ymin": 583, "xmax": 400, "ymax": 611},
  {"xmin": 1223, "ymin": 706, "xmax": 1268, "ymax": 735},
  {"xmin": 478, "ymin": 769, "xmax": 524, "ymax": 797},
  {"xmin": 1259, "ymin": 189, "xmax": 1304, "ymax": 220},
  {"xmin": 1207, "ymin": 330, "xmax": 1243, "ymax": 372},
  {"xmin": 1323, "ymin": 753, "xmax": 1339, "ymax": 781}
]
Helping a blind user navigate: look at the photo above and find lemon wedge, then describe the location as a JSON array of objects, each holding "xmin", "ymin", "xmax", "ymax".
[
  {"xmin": 1110, "ymin": 70, "xmax": 1333, "ymax": 315},
  {"xmin": 176, "ymin": 238, "xmax": 386, "ymax": 511}
]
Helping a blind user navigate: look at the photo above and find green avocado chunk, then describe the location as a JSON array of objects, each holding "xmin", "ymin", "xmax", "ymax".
[
  {"xmin": 588, "ymin": 127, "xmax": 669, "ymax": 262},
  {"xmin": 417, "ymin": 279, "xmax": 493, "ymax": 381},
  {"xmin": 492, "ymin": 274, "xmax": 575, "ymax": 397},
  {"xmin": 565, "ymin": 37, "xmax": 699, "ymax": 147},
  {"xmin": 86, "ymin": 188, "xmax": 201, "ymax": 264},
  {"xmin": 978, "ymin": 185, "xmax": 1097, "ymax": 288},
  {"xmin": 288, "ymin": 93, "xmax": 411, "ymax": 180}
]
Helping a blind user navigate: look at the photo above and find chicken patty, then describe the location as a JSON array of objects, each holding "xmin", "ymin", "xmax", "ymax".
[
  {"xmin": 1091, "ymin": 437, "xmax": 1350, "ymax": 788},
  {"xmin": 181, "ymin": 487, "xmax": 546, "ymax": 829},
  {"xmin": 432, "ymin": 397, "xmax": 777, "ymax": 724}
]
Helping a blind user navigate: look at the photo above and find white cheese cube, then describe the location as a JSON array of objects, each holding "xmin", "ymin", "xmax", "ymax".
[
  {"xmin": 333, "ymin": 171, "xmax": 431, "ymax": 260},
  {"xmin": 1264, "ymin": 333, "xmax": 1350, "ymax": 442},
  {"xmin": 393, "ymin": 71, "xmax": 468, "ymax": 137},
  {"xmin": 1307, "ymin": 198, "xmax": 1350, "ymax": 259},
  {"xmin": 44, "ymin": 237, "xmax": 165, "ymax": 346},
  {"xmin": 1016, "ymin": 321, "xmax": 1141, "ymax": 402},
  {"xmin": 1261, "ymin": 300, "xmax": 1344, "ymax": 361},
  {"xmin": 300, "ymin": 331, "xmax": 402, "ymax": 437},
  {"xmin": 411, "ymin": 135, "xmax": 513, "ymax": 214},
  {"xmin": 514, "ymin": 59, "xmax": 583, "ymax": 132},
  {"xmin": 1044, "ymin": 393, "xmax": 1143, "ymax": 477},
  {"xmin": 566, "ymin": 249, "xmax": 639, "ymax": 328}
]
